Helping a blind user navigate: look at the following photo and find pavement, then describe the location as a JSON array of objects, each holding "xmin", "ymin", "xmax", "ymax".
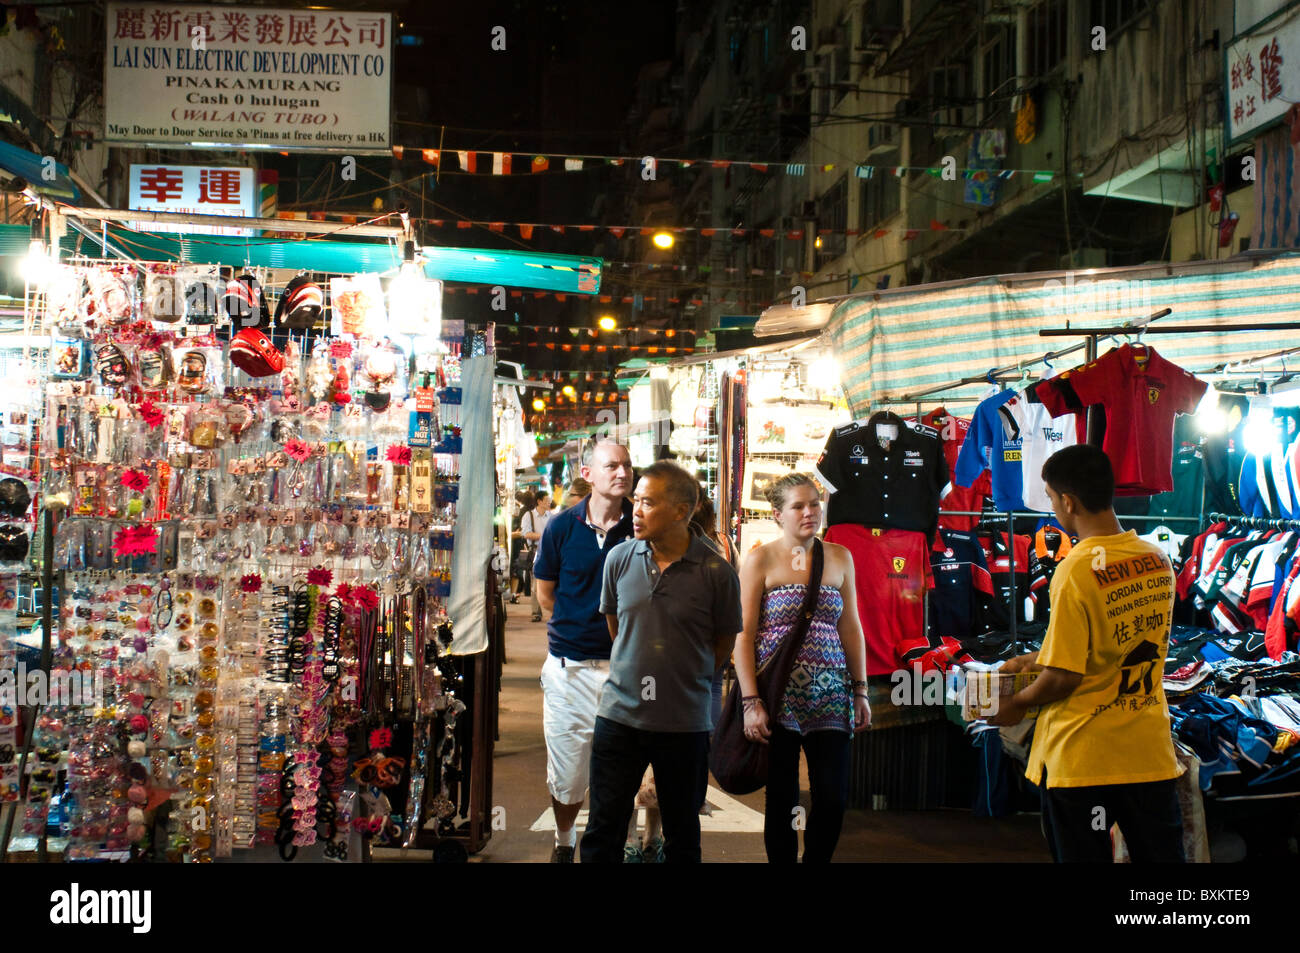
[{"xmin": 467, "ymin": 606, "xmax": 1052, "ymax": 863}]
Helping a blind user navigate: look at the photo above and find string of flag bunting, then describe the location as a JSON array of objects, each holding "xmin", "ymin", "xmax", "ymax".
[
  {"xmin": 274, "ymin": 210, "xmax": 965, "ymax": 242},
  {"xmin": 446, "ymin": 286, "xmax": 762, "ymax": 308},
  {"xmin": 388, "ymin": 145, "xmax": 1066, "ymax": 183}
]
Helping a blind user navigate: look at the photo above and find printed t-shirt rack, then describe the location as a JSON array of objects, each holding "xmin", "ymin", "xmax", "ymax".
[{"xmin": 0, "ymin": 223, "xmax": 509, "ymax": 862}]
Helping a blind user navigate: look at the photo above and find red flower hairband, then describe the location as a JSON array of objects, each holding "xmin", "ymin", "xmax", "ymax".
[
  {"xmin": 306, "ymin": 567, "xmax": 333, "ymax": 587},
  {"xmin": 138, "ymin": 400, "xmax": 165, "ymax": 430},
  {"xmin": 240, "ymin": 573, "xmax": 263, "ymax": 593},
  {"xmin": 385, "ymin": 444, "xmax": 412, "ymax": 466}
]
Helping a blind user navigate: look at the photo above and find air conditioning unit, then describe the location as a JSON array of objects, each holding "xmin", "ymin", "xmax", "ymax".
[{"xmin": 866, "ymin": 124, "xmax": 897, "ymax": 155}]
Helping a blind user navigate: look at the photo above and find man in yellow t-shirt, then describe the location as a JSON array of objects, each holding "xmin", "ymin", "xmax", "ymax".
[{"xmin": 988, "ymin": 444, "xmax": 1184, "ymax": 862}]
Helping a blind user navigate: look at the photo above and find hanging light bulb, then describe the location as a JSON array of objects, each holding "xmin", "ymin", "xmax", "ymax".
[
  {"xmin": 598, "ymin": 315, "xmax": 618, "ymax": 331},
  {"xmin": 652, "ymin": 231, "xmax": 674, "ymax": 249}
]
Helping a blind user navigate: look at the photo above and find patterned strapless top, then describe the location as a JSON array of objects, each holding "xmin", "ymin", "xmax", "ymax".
[{"xmin": 754, "ymin": 584, "xmax": 851, "ymax": 734}]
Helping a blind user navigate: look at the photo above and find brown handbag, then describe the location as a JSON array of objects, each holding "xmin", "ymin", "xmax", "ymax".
[{"xmin": 710, "ymin": 538, "xmax": 824, "ymax": 795}]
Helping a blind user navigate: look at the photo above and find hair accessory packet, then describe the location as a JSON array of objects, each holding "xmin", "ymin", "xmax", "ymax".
[
  {"xmin": 172, "ymin": 342, "xmax": 223, "ymax": 396},
  {"xmin": 141, "ymin": 264, "xmax": 185, "ymax": 324},
  {"xmin": 82, "ymin": 265, "xmax": 138, "ymax": 327},
  {"xmin": 94, "ymin": 339, "xmax": 135, "ymax": 390}
]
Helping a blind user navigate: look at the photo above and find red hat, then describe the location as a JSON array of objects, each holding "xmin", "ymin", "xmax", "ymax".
[{"xmin": 229, "ymin": 328, "xmax": 285, "ymax": 378}]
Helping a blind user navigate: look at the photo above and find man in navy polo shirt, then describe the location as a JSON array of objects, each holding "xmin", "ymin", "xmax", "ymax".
[{"xmin": 533, "ymin": 438, "xmax": 635, "ymax": 862}]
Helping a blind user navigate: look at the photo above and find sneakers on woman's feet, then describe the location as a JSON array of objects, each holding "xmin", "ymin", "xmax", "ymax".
[
  {"xmin": 622, "ymin": 843, "xmax": 645, "ymax": 863},
  {"xmin": 550, "ymin": 845, "xmax": 575, "ymax": 863}
]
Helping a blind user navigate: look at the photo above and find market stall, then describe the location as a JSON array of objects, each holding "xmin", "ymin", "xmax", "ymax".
[
  {"xmin": 753, "ymin": 251, "xmax": 1300, "ymax": 853},
  {"xmin": 0, "ymin": 204, "xmax": 599, "ymax": 863}
]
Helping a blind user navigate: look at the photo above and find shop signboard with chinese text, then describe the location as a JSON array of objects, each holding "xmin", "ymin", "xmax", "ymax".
[
  {"xmin": 129, "ymin": 165, "xmax": 257, "ymax": 235},
  {"xmin": 105, "ymin": 3, "xmax": 392, "ymax": 154},
  {"xmin": 1225, "ymin": 3, "xmax": 1300, "ymax": 144}
]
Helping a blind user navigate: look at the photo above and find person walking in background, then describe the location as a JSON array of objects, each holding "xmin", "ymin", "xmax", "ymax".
[
  {"xmin": 531, "ymin": 439, "xmax": 635, "ymax": 862},
  {"xmin": 734, "ymin": 473, "xmax": 871, "ymax": 863},
  {"xmin": 508, "ymin": 489, "xmax": 535, "ymax": 605},
  {"xmin": 580, "ymin": 461, "xmax": 742, "ymax": 863},
  {"xmin": 987, "ymin": 444, "xmax": 1185, "ymax": 863},
  {"xmin": 563, "ymin": 477, "xmax": 593, "ymax": 510},
  {"xmin": 522, "ymin": 492, "xmax": 555, "ymax": 622}
]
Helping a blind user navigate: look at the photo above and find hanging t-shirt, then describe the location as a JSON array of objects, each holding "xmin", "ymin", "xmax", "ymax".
[
  {"xmin": 816, "ymin": 413, "xmax": 948, "ymax": 538},
  {"xmin": 913, "ymin": 408, "xmax": 990, "ymax": 532},
  {"xmin": 1140, "ymin": 525, "xmax": 1188, "ymax": 566},
  {"xmin": 1025, "ymin": 530, "xmax": 1182, "ymax": 788},
  {"xmin": 825, "ymin": 524, "xmax": 930, "ymax": 675},
  {"xmin": 954, "ymin": 389, "xmax": 1024, "ymax": 512},
  {"xmin": 929, "ymin": 529, "xmax": 994, "ymax": 643},
  {"xmin": 1147, "ymin": 415, "xmax": 1205, "ymax": 520},
  {"xmin": 976, "ymin": 532, "xmax": 1033, "ymax": 630},
  {"xmin": 1202, "ymin": 393, "xmax": 1248, "ymax": 516},
  {"xmin": 1000, "ymin": 395, "xmax": 1081, "ymax": 512},
  {"xmin": 1035, "ymin": 344, "xmax": 1207, "ymax": 496}
]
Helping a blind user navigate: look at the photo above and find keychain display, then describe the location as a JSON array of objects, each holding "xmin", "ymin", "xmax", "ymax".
[{"xmin": 4, "ymin": 257, "xmax": 480, "ymax": 864}]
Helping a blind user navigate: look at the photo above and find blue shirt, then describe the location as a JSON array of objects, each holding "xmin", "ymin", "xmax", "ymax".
[
  {"xmin": 532, "ymin": 496, "xmax": 634, "ymax": 660},
  {"xmin": 599, "ymin": 534, "xmax": 742, "ymax": 732},
  {"xmin": 954, "ymin": 389, "xmax": 1024, "ymax": 512}
]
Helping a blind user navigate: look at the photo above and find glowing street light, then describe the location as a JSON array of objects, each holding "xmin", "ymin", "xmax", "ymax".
[
  {"xmin": 598, "ymin": 315, "xmax": 618, "ymax": 331},
  {"xmin": 652, "ymin": 231, "xmax": 674, "ymax": 249}
]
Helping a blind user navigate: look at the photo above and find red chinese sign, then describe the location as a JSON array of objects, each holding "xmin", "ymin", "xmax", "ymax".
[{"xmin": 1226, "ymin": 13, "xmax": 1299, "ymax": 143}]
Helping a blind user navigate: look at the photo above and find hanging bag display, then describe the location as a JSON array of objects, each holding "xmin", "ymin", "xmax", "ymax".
[{"xmin": 710, "ymin": 536, "xmax": 824, "ymax": 795}]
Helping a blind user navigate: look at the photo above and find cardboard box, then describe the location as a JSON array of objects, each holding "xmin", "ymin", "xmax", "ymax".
[{"xmin": 960, "ymin": 668, "xmax": 1040, "ymax": 721}]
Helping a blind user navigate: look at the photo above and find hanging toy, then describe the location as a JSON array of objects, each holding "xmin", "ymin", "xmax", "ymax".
[
  {"xmin": 330, "ymin": 364, "xmax": 351, "ymax": 406},
  {"xmin": 307, "ymin": 344, "xmax": 333, "ymax": 401}
]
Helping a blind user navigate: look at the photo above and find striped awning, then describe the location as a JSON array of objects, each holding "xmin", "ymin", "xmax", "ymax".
[{"xmin": 827, "ymin": 252, "xmax": 1300, "ymax": 417}]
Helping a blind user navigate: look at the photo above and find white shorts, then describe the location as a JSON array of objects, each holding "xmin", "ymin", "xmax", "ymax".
[{"xmin": 540, "ymin": 653, "xmax": 610, "ymax": 805}]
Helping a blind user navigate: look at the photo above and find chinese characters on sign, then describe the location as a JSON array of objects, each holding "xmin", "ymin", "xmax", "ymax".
[
  {"xmin": 105, "ymin": 2, "xmax": 392, "ymax": 153},
  {"xmin": 1226, "ymin": 12, "xmax": 1299, "ymax": 143},
  {"xmin": 129, "ymin": 164, "xmax": 257, "ymax": 235}
]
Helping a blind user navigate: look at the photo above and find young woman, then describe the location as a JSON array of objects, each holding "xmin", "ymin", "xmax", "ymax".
[{"xmin": 733, "ymin": 473, "xmax": 871, "ymax": 863}]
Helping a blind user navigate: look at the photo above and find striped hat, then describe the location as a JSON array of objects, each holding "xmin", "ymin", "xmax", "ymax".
[
  {"xmin": 274, "ymin": 275, "xmax": 325, "ymax": 330},
  {"xmin": 222, "ymin": 273, "xmax": 270, "ymax": 329}
]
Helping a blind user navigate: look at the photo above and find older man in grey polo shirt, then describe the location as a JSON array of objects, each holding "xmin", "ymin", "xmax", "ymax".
[{"xmin": 580, "ymin": 460, "xmax": 742, "ymax": 863}]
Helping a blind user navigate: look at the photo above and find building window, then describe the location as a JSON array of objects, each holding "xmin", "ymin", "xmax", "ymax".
[
  {"xmin": 860, "ymin": 153, "xmax": 902, "ymax": 232},
  {"xmin": 859, "ymin": 0, "xmax": 903, "ymax": 50},
  {"xmin": 981, "ymin": 23, "xmax": 1016, "ymax": 121},
  {"xmin": 1089, "ymin": 0, "xmax": 1153, "ymax": 42},
  {"xmin": 1028, "ymin": 0, "xmax": 1068, "ymax": 78},
  {"xmin": 817, "ymin": 176, "xmax": 848, "ymax": 259}
]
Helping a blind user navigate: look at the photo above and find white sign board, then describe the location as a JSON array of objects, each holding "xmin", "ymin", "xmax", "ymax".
[
  {"xmin": 105, "ymin": 3, "xmax": 392, "ymax": 154},
  {"xmin": 128, "ymin": 164, "xmax": 257, "ymax": 235},
  {"xmin": 1225, "ymin": 4, "xmax": 1300, "ymax": 144}
]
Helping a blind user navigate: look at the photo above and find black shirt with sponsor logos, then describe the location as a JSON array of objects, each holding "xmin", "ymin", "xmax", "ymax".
[{"xmin": 815, "ymin": 412, "xmax": 949, "ymax": 539}]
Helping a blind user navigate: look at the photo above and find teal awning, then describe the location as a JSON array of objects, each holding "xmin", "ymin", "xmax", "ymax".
[
  {"xmin": 62, "ymin": 225, "xmax": 602, "ymax": 294},
  {"xmin": 0, "ymin": 140, "xmax": 80, "ymax": 202}
]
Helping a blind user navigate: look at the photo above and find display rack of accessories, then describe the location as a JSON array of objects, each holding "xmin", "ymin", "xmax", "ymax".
[{"xmin": 0, "ymin": 255, "xmax": 489, "ymax": 864}]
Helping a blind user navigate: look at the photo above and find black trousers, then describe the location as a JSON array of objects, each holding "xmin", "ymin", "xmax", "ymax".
[
  {"xmin": 764, "ymin": 725, "xmax": 851, "ymax": 863},
  {"xmin": 1040, "ymin": 773, "xmax": 1186, "ymax": 863},
  {"xmin": 580, "ymin": 716, "xmax": 710, "ymax": 863}
]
